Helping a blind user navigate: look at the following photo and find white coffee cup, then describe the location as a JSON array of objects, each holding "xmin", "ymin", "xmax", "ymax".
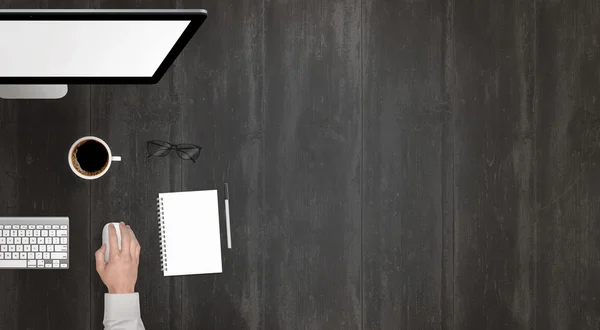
[{"xmin": 68, "ymin": 136, "xmax": 121, "ymax": 180}]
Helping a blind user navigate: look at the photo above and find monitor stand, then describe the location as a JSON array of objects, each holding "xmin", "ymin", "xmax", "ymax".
[{"xmin": 0, "ymin": 85, "xmax": 68, "ymax": 99}]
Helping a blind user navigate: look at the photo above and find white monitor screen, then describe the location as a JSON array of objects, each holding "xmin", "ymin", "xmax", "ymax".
[{"xmin": 0, "ymin": 10, "xmax": 207, "ymax": 83}]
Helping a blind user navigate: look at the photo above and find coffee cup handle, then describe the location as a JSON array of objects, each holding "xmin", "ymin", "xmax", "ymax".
[{"xmin": 112, "ymin": 156, "xmax": 122, "ymax": 162}]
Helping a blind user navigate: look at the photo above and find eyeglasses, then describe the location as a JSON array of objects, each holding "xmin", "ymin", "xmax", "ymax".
[{"xmin": 147, "ymin": 141, "xmax": 202, "ymax": 163}]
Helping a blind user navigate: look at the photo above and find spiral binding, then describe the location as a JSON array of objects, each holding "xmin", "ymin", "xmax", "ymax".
[{"xmin": 157, "ymin": 197, "xmax": 167, "ymax": 273}]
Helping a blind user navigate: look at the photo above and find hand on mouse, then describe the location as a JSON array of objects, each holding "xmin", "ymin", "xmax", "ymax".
[{"xmin": 95, "ymin": 222, "xmax": 141, "ymax": 294}]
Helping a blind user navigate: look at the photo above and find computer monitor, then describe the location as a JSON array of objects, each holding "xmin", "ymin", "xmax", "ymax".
[{"xmin": 0, "ymin": 9, "xmax": 207, "ymax": 99}]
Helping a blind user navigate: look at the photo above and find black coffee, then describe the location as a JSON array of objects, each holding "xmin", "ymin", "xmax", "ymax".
[{"xmin": 75, "ymin": 140, "xmax": 109, "ymax": 174}]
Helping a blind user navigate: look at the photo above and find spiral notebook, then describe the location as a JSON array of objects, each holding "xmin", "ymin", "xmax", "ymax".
[{"xmin": 157, "ymin": 190, "xmax": 223, "ymax": 276}]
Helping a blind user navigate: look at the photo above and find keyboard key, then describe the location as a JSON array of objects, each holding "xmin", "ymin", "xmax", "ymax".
[
  {"xmin": 27, "ymin": 260, "xmax": 36, "ymax": 267},
  {"xmin": 60, "ymin": 225, "xmax": 67, "ymax": 229},
  {"xmin": 53, "ymin": 259, "xmax": 59, "ymax": 264},
  {"xmin": 4, "ymin": 225, "xmax": 10, "ymax": 229},
  {"xmin": 28, "ymin": 225, "xmax": 35, "ymax": 229},
  {"xmin": 43, "ymin": 252, "xmax": 50, "ymax": 259},
  {"xmin": 44, "ymin": 225, "xmax": 51, "ymax": 229},
  {"xmin": 40, "ymin": 245, "xmax": 46, "ymax": 252},
  {"xmin": 49, "ymin": 230, "xmax": 56, "ymax": 237},
  {"xmin": 8, "ymin": 245, "xmax": 14, "ymax": 252},
  {"xmin": 4, "ymin": 252, "xmax": 10, "ymax": 259},
  {"xmin": 23, "ymin": 238, "xmax": 29, "ymax": 244},
  {"xmin": 19, "ymin": 252, "xmax": 26, "ymax": 259},
  {"xmin": 12, "ymin": 252, "xmax": 19, "ymax": 259},
  {"xmin": 27, "ymin": 252, "xmax": 34, "ymax": 259},
  {"xmin": 47, "ymin": 245, "xmax": 54, "ymax": 252},
  {"xmin": 42, "ymin": 230, "xmax": 48, "ymax": 237},
  {"xmin": 60, "ymin": 238, "xmax": 67, "ymax": 244},
  {"xmin": 25, "ymin": 230, "xmax": 32, "ymax": 237},
  {"xmin": 55, "ymin": 245, "xmax": 67, "ymax": 252},
  {"xmin": 14, "ymin": 238, "xmax": 21, "ymax": 244},
  {"xmin": 0, "ymin": 260, "xmax": 26, "ymax": 268},
  {"xmin": 0, "ymin": 225, "xmax": 3, "ymax": 229},
  {"xmin": 45, "ymin": 264, "xmax": 52, "ymax": 268},
  {"xmin": 34, "ymin": 230, "xmax": 40, "ymax": 237},
  {"xmin": 2, "ymin": 230, "xmax": 7, "ymax": 237},
  {"xmin": 10, "ymin": 230, "xmax": 16, "ymax": 236},
  {"xmin": 32, "ymin": 245, "xmax": 38, "ymax": 252},
  {"xmin": 37, "ymin": 238, "xmax": 44, "ymax": 244},
  {"xmin": 35, "ymin": 252, "xmax": 42, "ymax": 259},
  {"xmin": 18, "ymin": 230, "xmax": 24, "ymax": 237},
  {"xmin": 60, "ymin": 264, "xmax": 67, "ymax": 268},
  {"xmin": 20, "ymin": 225, "xmax": 26, "ymax": 229},
  {"xmin": 57, "ymin": 230, "xmax": 68, "ymax": 237},
  {"xmin": 45, "ymin": 238, "xmax": 52, "ymax": 244},
  {"xmin": 52, "ymin": 263, "xmax": 59, "ymax": 268},
  {"xmin": 16, "ymin": 245, "xmax": 22, "ymax": 252},
  {"xmin": 0, "ymin": 238, "xmax": 5, "ymax": 244},
  {"xmin": 0, "ymin": 246, "xmax": 6, "ymax": 252},
  {"xmin": 7, "ymin": 238, "xmax": 13, "ymax": 244},
  {"xmin": 51, "ymin": 252, "xmax": 67, "ymax": 260},
  {"xmin": 24, "ymin": 245, "xmax": 30, "ymax": 252},
  {"xmin": 36, "ymin": 225, "xmax": 43, "ymax": 229},
  {"xmin": 37, "ymin": 260, "xmax": 44, "ymax": 267},
  {"xmin": 52, "ymin": 225, "xmax": 59, "ymax": 229},
  {"xmin": 52, "ymin": 237, "xmax": 59, "ymax": 244},
  {"xmin": 0, "ymin": 253, "xmax": 3, "ymax": 259}
]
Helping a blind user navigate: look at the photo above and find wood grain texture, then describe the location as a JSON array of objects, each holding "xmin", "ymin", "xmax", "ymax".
[
  {"xmin": 90, "ymin": 82, "xmax": 181, "ymax": 329},
  {"xmin": 361, "ymin": 0, "xmax": 447, "ymax": 329},
  {"xmin": 262, "ymin": 0, "xmax": 362, "ymax": 328},
  {"xmin": 536, "ymin": 1, "xmax": 600, "ymax": 329},
  {"xmin": 89, "ymin": 82, "xmax": 185, "ymax": 330},
  {"xmin": 0, "ymin": 0, "xmax": 91, "ymax": 329},
  {"xmin": 90, "ymin": 82, "xmax": 184, "ymax": 330},
  {"xmin": 0, "ymin": 89, "xmax": 91, "ymax": 330},
  {"xmin": 442, "ymin": 1, "xmax": 456, "ymax": 328},
  {"xmin": 4, "ymin": 0, "xmax": 600, "ymax": 329},
  {"xmin": 90, "ymin": 2, "xmax": 184, "ymax": 330},
  {"xmin": 177, "ymin": 0, "xmax": 266, "ymax": 328},
  {"xmin": 451, "ymin": 0, "xmax": 536, "ymax": 329}
]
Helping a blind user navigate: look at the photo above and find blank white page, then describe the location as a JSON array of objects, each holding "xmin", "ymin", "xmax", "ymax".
[
  {"xmin": 159, "ymin": 190, "xmax": 222, "ymax": 276},
  {"xmin": 0, "ymin": 20, "xmax": 190, "ymax": 77}
]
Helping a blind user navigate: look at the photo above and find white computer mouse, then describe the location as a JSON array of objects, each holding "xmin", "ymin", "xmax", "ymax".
[{"xmin": 102, "ymin": 222, "xmax": 122, "ymax": 262}]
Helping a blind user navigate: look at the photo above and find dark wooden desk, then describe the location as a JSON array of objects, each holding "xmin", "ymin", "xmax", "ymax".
[{"xmin": 1, "ymin": 0, "xmax": 599, "ymax": 329}]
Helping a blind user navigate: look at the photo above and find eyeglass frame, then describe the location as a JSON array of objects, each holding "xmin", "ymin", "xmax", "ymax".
[{"xmin": 146, "ymin": 140, "xmax": 203, "ymax": 163}]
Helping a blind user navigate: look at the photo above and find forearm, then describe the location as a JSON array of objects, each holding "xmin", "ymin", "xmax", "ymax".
[{"xmin": 103, "ymin": 293, "xmax": 145, "ymax": 330}]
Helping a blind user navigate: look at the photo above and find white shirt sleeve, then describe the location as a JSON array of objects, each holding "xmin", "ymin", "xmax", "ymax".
[{"xmin": 103, "ymin": 293, "xmax": 146, "ymax": 330}]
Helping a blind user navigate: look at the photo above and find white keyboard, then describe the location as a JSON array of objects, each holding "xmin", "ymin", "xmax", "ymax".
[{"xmin": 0, "ymin": 217, "xmax": 69, "ymax": 269}]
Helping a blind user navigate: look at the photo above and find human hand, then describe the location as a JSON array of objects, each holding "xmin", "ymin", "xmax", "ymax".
[{"xmin": 95, "ymin": 222, "xmax": 141, "ymax": 294}]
